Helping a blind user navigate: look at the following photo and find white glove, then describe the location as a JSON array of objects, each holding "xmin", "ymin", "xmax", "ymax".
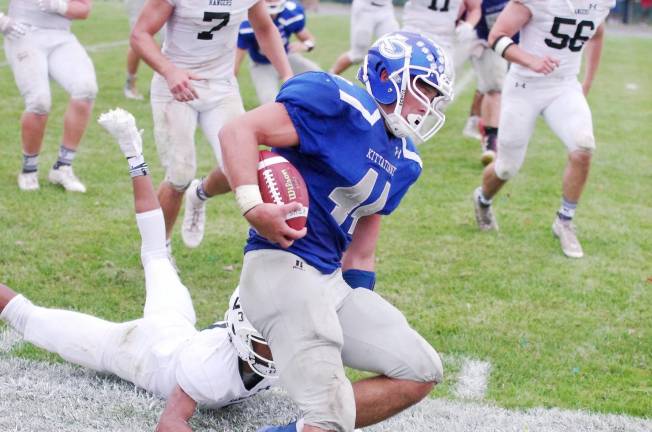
[
  {"xmin": 0, "ymin": 12, "xmax": 27, "ymax": 40},
  {"xmin": 37, "ymin": 0, "xmax": 69, "ymax": 15},
  {"xmin": 455, "ymin": 21, "xmax": 476, "ymax": 43}
]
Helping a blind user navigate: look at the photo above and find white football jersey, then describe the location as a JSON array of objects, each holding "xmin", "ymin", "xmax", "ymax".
[
  {"xmin": 402, "ymin": 0, "xmax": 463, "ymax": 49},
  {"xmin": 163, "ymin": 0, "xmax": 259, "ymax": 77},
  {"xmin": 512, "ymin": 0, "xmax": 615, "ymax": 78},
  {"xmin": 354, "ymin": 0, "xmax": 393, "ymax": 8},
  {"xmin": 174, "ymin": 324, "xmax": 275, "ymax": 408},
  {"xmin": 8, "ymin": 0, "xmax": 71, "ymax": 30}
]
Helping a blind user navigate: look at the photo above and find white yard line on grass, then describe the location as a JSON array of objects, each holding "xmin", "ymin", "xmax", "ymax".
[
  {"xmin": 0, "ymin": 39, "xmax": 128, "ymax": 68},
  {"xmin": 1, "ymin": 354, "xmax": 650, "ymax": 432},
  {"xmin": 0, "ymin": 327, "xmax": 21, "ymax": 352},
  {"xmin": 453, "ymin": 358, "xmax": 491, "ymax": 400}
]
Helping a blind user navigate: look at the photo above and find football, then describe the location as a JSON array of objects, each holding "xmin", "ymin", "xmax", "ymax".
[{"xmin": 258, "ymin": 150, "xmax": 309, "ymax": 230}]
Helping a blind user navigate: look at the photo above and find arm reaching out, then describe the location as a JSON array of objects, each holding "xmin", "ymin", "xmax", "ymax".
[{"xmin": 156, "ymin": 385, "xmax": 197, "ymax": 432}]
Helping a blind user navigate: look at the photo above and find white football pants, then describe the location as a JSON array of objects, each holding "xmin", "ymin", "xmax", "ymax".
[
  {"xmin": 494, "ymin": 72, "xmax": 595, "ymax": 181},
  {"xmin": 249, "ymin": 53, "xmax": 321, "ymax": 105},
  {"xmin": 0, "ymin": 209, "xmax": 197, "ymax": 398},
  {"xmin": 348, "ymin": 0, "xmax": 399, "ymax": 63},
  {"xmin": 4, "ymin": 28, "xmax": 98, "ymax": 115},
  {"xmin": 150, "ymin": 74, "xmax": 245, "ymax": 190},
  {"xmin": 239, "ymin": 249, "xmax": 443, "ymax": 432}
]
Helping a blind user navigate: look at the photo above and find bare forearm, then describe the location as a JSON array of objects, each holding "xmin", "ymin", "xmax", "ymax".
[
  {"xmin": 64, "ymin": 0, "xmax": 91, "ymax": 19},
  {"xmin": 342, "ymin": 215, "xmax": 381, "ymax": 272},
  {"xmin": 156, "ymin": 386, "xmax": 197, "ymax": 432},
  {"xmin": 219, "ymin": 123, "xmax": 260, "ymax": 189},
  {"xmin": 257, "ymin": 27, "xmax": 292, "ymax": 79},
  {"xmin": 130, "ymin": 31, "xmax": 174, "ymax": 76},
  {"xmin": 583, "ymin": 28, "xmax": 604, "ymax": 90},
  {"xmin": 464, "ymin": 7, "xmax": 481, "ymax": 28}
]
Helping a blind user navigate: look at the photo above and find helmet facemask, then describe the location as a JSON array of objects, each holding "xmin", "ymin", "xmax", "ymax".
[
  {"xmin": 359, "ymin": 31, "xmax": 454, "ymax": 144},
  {"xmin": 225, "ymin": 290, "xmax": 277, "ymax": 379}
]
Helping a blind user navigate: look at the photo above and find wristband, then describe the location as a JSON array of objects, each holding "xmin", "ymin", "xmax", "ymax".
[
  {"xmin": 235, "ymin": 184, "xmax": 263, "ymax": 215},
  {"xmin": 492, "ymin": 35, "xmax": 515, "ymax": 58},
  {"xmin": 303, "ymin": 40, "xmax": 315, "ymax": 52},
  {"xmin": 56, "ymin": 0, "xmax": 69, "ymax": 15},
  {"xmin": 342, "ymin": 269, "xmax": 376, "ymax": 291}
]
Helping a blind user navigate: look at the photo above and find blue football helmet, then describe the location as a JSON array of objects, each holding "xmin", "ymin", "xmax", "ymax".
[{"xmin": 358, "ymin": 31, "xmax": 454, "ymax": 144}]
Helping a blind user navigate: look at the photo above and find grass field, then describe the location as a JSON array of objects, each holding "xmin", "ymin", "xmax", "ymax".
[{"xmin": 0, "ymin": 0, "xmax": 651, "ymax": 428}]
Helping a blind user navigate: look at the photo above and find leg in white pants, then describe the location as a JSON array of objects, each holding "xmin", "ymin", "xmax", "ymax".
[
  {"xmin": 249, "ymin": 61, "xmax": 281, "ymax": 105},
  {"xmin": 239, "ymin": 250, "xmax": 355, "ymax": 432}
]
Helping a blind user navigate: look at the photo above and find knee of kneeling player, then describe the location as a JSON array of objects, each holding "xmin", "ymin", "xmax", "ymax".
[
  {"xmin": 571, "ymin": 131, "xmax": 595, "ymax": 154},
  {"xmin": 25, "ymin": 94, "xmax": 52, "ymax": 115},
  {"xmin": 348, "ymin": 51, "xmax": 365, "ymax": 64},
  {"xmin": 70, "ymin": 80, "xmax": 99, "ymax": 101},
  {"xmin": 399, "ymin": 341, "xmax": 444, "ymax": 385},
  {"xmin": 494, "ymin": 158, "xmax": 519, "ymax": 181}
]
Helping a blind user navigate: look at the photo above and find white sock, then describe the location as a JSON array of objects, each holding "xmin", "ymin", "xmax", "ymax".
[
  {"xmin": 0, "ymin": 295, "xmax": 35, "ymax": 335},
  {"xmin": 136, "ymin": 208, "xmax": 168, "ymax": 266}
]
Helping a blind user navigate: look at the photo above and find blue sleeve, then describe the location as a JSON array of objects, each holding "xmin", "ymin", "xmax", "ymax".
[
  {"xmin": 285, "ymin": 2, "xmax": 306, "ymax": 34},
  {"xmin": 237, "ymin": 22, "xmax": 255, "ymax": 50},
  {"xmin": 276, "ymin": 72, "xmax": 348, "ymax": 156}
]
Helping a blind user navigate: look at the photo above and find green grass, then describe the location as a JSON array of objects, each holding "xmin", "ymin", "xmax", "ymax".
[{"xmin": 0, "ymin": 1, "xmax": 650, "ymax": 418}]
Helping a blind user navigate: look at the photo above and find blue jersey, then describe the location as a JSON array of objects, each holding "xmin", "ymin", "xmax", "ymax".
[
  {"xmin": 245, "ymin": 72, "xmax": 423, "ymax": 274},
  {"xmin": 475, "ymin": 0, "xmax": 509, "ymax": 41},
  {"xmin": 237, "ymin": 1, "xmax": 306, "ymax": 65}
]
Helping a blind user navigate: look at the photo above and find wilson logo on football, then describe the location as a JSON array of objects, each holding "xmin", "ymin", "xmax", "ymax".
[{"xmin": 257, "ymin": 150, "xmax": 309, "ymax": 230}]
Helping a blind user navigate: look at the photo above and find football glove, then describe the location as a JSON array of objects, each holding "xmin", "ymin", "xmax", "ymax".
[
  {"xmin": 0, "ymin": 13, "xmax": 27, "ymax": 41},
  {"xmin": 37, "ymin": 0, "xmax": 69, "ymax": 15},
  {"xmin": 455, "ymin": 21, "xmax": 476, "ymax": 43}
]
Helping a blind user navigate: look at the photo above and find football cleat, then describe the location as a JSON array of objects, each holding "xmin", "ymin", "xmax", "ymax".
[
  {"xmin": 463, "ymin": 115, "xmax": 482, "ymax": 140},
  {"xmin": 181, "ymin": 179, "xmax": 207, "ymax": 249},
  {"xmin": 257, "ymin": 421, "xmax": 297, "ymax": 432},
  {"xmin": 48, "ymin": 166, "xmax": 86, "ymax": 193},
  {"xmin": 124, "ymin": 84, "xmax": 144, "ymax": 101},
  {"xmin": 17, "ymin": 172, "xmax": 39, "ymax": 191},
  {"xmin": 473, "ymin": 187, "xmax": 498, "ymax": 231},
  {"xmin": 98, "ymin": 108, "xmax": 143, "ymax": 158},
  {"xmin": 552, "ymin": 217, "xmax": 584, "ymax": 258}
]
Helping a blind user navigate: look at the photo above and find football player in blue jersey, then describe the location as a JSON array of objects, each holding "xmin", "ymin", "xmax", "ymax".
[
  {"xmin": 214, "ymin": 31, "xmax": 454, "ymax": 432},
  {"xmin": 235, "ymin": 0, "xmax": 321, "ymax": 105}
]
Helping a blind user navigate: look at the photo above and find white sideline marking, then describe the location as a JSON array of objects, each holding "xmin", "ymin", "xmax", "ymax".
[
  {"xmin": 0, "ymin": 327, "xmax": 21, "ymax": 352},
  {"xmin": 1, "ymin": 354, "xmax": 651, "ymax": 432},
  {"xmin": 453, "ymin": 359, "xmax": 491, "ymax": 400},
  {"xmin": 625, "ymin": 83, "xmax": 639, "ymax": 91},
  {"xmin": 0, "ymin": 39, "xmax": 128, "ymax": 68}
]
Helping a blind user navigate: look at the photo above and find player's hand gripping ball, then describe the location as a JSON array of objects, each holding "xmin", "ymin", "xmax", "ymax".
[{"xmin": 258, "ymin": 150, "xmax": 309, "ymax": 230}]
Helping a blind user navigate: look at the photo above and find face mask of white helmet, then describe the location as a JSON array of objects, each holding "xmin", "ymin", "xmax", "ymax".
[{"xmin": 225, "ymin": 289, "xmax": 277, "ymax": 379}]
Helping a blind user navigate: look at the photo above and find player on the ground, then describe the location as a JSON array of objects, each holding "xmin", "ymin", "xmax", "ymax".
[
  {"xmin": 2, "ymin": 0, "xmax": 97, "ymax": 193},
  {"xmin": 217, "ymin": 31, "xmax": 453, "ymax": 432},
  {"xmin": 329, "ymin": 0, "xmax": 399, "ymax": 76},
  {"xmin": 0, "ymin": 108, "xmax": 277, "ymax": 432},
  {"xmin": 470, "ymin": 0, "xmax": 511, "ymax": 165},
  {"xmin": 235, "ymin": 0, "xmax": 321, "ymax": 105},
  {"xmin": 130, "ymin": 0, "xmax": 293, "ymax": 256},
  {"xmin": 402, "ymin": 0, "xmax": 481, "ymax": 72},
  {"xmin": 472, "ymin": 0, "xmax": 613, "ymax": 258}
]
